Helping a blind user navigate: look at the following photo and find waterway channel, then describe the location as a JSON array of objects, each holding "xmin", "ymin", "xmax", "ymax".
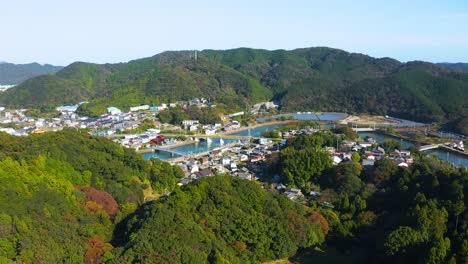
[
  {"xmin": 143, "ymin": 125, "xmax": 467, "ymax": 167},
  {"xmin": 359, "ymin": 131, "xmax": 467, "ymax": 167},
  {"xmin": 143, "ymin": 124, "xmax": 282, "ymax": 160}
]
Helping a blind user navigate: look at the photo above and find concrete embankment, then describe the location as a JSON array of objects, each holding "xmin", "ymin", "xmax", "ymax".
[
  {"xmin": 136, "ymin": 140, "xmax": 196, "ymax": 154},
  {"xmin": 136, "ymin": 149, "xmax": 154, "ymax": 154},
  {"xmin": 222, "ymin": 120, "xmax": 293, "ymax": 135}
]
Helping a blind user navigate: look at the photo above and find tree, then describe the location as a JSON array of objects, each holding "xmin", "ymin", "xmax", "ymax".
[
  {"xmin": 384, "ymin": 226, "xmax": 424, "ymax": 256},
  {"xmin": 325, "ymin": 162, "xmax": 363, "ymax": 196},
  {"xmin": 383, "ymin": 139, "xmax": 402, "ymax": 152},
  {"xmin": 281, "ymin": 147, "xmax": 332, "ymax": 187},
  {"xmin": 426, "ymin": 238, "xmax": 450, "ymax": 264},
  {"xmin": 351, "ymin": 152, "xmax": 361, "ymax": 162},
  {"xmin": 368, "ymin": 158, "xmax": 398, "ymax": 187},
  {"xmin": 332, "ymin": 126, "xmax": 359, "ymax": 140}
]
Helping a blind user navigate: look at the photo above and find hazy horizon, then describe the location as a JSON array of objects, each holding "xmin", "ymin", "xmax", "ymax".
[{"xmin": 2, "ymin": 0, "xmax": 467, "ymax": 65}]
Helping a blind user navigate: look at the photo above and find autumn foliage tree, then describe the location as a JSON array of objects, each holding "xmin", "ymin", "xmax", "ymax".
[
  {"xmin": 308, "ymin": 211, "xmax": 330, "ymax": 236},
  {"xmin": 85, "ymin": 236, "xmax": 113, "ymax": 264},
  {"xmin": 76, "ymin": 186, "xmax": 119, "ymax": 219}
]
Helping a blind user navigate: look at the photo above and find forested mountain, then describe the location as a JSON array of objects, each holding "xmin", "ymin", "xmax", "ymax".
[
  {"xmin": 0, "ymin": 62, "xmax": 62, "ymax": 84},
  {"xmin": 278, "ymin": 133, "xmax": 468, "ymax": 264},
  {"xmin": 111, "ymin": 177, "xmax": 327, "ymax": 263},
  {"xmin": 0, "ymin": 48, "xmax": 467, "ymax": 133},
  {"xmin": 0, "ymin": 130, "xmax": 183, "ymax": 263},
  {"xmin": 0, "ymin": 129, "xmax": 326, "ymax": 263},
  {"xmin": 0, "ymin": 129, "xmax": 466, "ymax": 263},
  {"xmin": 438, "ymin": 63, "xmax": 468, "ymax": 72}
]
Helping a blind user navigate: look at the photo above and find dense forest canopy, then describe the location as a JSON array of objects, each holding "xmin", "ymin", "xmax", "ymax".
[
  {"xmin": 110, "ymin": 176, "xmax": 327, "ymax": 264},
  {"xmin": 0, "ymin": 129, "xmax": 466, "ymax": 263},
  {"xmin": 0, "ymin": 129, "xmax": 149, "ymax": 204},
  {"xmin": 278, "ymin": 133, "xmax": 468, "ymax": 263},
  {"xmin": 1, "ymin": 47, "xmax": 467, "ymax": 134},
  {"xmin": 0, "ymin": 130, "xmax": 184, "ymax": 263}
]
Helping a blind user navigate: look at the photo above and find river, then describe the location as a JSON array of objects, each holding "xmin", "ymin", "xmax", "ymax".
[
  {"xmin": 144, "ymin": 126, "xmax": 467, "ymax": 167},
  {"xmin": 143, "ymin": 124, "xmax": 282, "ymax": 160},
  {"xmin": 359, "ymin": 131, "xmax": 467, "ymax": 167}
]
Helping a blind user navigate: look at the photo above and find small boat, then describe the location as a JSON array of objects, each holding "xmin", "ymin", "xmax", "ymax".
[
  {"xmin": 206, "ymin": 138, "xmax": 212, "ymax": 143},
  {"xmin": 219, "ymin": 138, "xmax": 225, "ymax": 145}
]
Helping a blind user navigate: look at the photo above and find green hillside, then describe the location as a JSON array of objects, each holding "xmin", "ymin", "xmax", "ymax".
[
  {"xmin": 1, "ymin": 48, "xmax": 467, "ymax": 133},
  {"xmin": 0, "ymin": 62, "xmax": 62, "ymax": 85},
  {"xmin": 110, "ymin": 176, "xmax": 326, "ymax": 264},
  {"xmin": 0, "ymin": 130, "xmax": 466, "ymax": 263},
  {"xmin": 0, "ymin": 129, "xmax": 186, "ymax": 263}
]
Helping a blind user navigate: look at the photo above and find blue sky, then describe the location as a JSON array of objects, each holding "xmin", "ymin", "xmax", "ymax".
[{"xmin": 1, "ymin": 0, "xmax": 467, "ymax": 65}]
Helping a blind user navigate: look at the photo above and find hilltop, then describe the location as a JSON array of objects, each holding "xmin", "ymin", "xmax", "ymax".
[
  {"xmin": 0, "ymin": 47, "xmax": 467, "ymax": 134},
  {"xmin": 110, "ymin": 176, "xmax": 326, "ymax": 263},
  {"xmin": 0, "ymin": 62, "xmax": 63, "ymax": 85}
]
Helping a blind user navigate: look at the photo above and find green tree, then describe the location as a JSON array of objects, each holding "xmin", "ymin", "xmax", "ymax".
[
  {"xmin": 351, "ymin": 152, "xmax": 361, "ymax": 162},
  {"xmin": 383, "ymin": 139, "xmax": 402, "ymax": 152},
  {"xmin": 384, "ymin": 226, "xmax": 424, "ymax": 256}
]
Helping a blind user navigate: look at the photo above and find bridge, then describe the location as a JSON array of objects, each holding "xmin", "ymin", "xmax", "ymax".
[
  {"xmin": 352, "ymin": 128, "xmax": 376, "ymax": 132},
  {"xmin": 418, "ymin": 144, "xmax": 441, "ymax": 151},
  {"xmin": 153, "ymin": 147, "xmax": 187, "ymax": 157},
  {"xmin": 197, "ymin": 134, "xmax": 253, "ymax": 140}
]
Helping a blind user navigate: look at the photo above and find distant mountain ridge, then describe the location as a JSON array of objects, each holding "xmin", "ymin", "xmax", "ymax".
[
  {"xmin": 0, "ymin": 47, "xmax": 467, "ymax": 134},
  {"xmin": 0, "ymin": 62, "xmax": 63, "ymax": 85},
  {"xmin": 438, "ymin": 62, "xmax": 468, "ymax": 72}
]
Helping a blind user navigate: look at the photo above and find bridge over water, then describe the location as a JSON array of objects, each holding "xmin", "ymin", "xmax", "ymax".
[
  {"xmin": 418, "ymin": 144, "xmax": 441, "ymax": 151},
  {"xmin": 351, "ymin": 128, "xmax": 376, "ymax": 132},
  {"xmin": 197, "ymin": 134, "xmax": 254, "ymax": 140},
  {"xmin": 153, "ymin": 147, "xmax": 187, "ymax": 157}
]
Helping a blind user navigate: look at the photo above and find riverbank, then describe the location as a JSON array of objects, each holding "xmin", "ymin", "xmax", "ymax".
[
  {"xmin": 375, "ymin": 129, "xmax": 467, "ymax": 156},
  {"xmin": 440, "ymin": 145, "xmax": 468, "ymax": 156},
  {"xmin": 155, "ymin": 140, "xmax": 197, "ymax": 149},
  {"xmin": 165, "ymin": 142, "xmax": 240, "ymax": 164},
  {"xmin": 256, "ymin": 112, "xmax": 348, "ymax": 123},
  {"xmin": 136, "ymin": 140, "xmax": 197, "ymax": 154},
  {"xmin": 136, "ymin": 148, "xmax": 154, "ymax": 154},
  {"xmin": 375, "ymin": 129, "xmax": 425, "ymax": 145},
  {"xmin": 223, "ymin": 120, "xmax": 293, "ymax": 135}
]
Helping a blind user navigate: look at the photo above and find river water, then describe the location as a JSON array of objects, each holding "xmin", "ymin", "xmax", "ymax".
[
  {"xmin": 143, "ymin": 124, "xmax": 282, "ymax": 160},
  {"xmin": 143, "ymin": 126, "xmax": 467, "ymax": 167},
  {"xmin": 359, "ymin": 131, "xmax": 467, "ymax": 167}
]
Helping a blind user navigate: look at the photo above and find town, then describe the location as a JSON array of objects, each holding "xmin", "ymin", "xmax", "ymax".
[{"xmin": 1, "ymin": 98, "xmax": 466, "ymax": 202}]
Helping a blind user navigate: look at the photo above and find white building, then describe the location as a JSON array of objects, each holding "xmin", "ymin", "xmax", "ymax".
[
  {"xmin": 228, "ymin": 112, "xmax": 244, "ymax": 118},
  {"xmin": 107, "ymin": 107, "xmax": 122, "ymax": 115},
  {"xmin": 56, "ymin": 105, "xmax": 79, "ymax": 112},
  {"xmin": 205, "ymin": 128, "xmax": 217, "ymax": 135},
  {"xmin": 182, "ymin": 120, "xmax": 199, "ymax": 128},
  {"xmin": 130, "ymin": 105, "xmax": 150, "ymax": 112},
  {"xmin": 221, "ymin": 156, "xmax": 231, "ymax": 166}
]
